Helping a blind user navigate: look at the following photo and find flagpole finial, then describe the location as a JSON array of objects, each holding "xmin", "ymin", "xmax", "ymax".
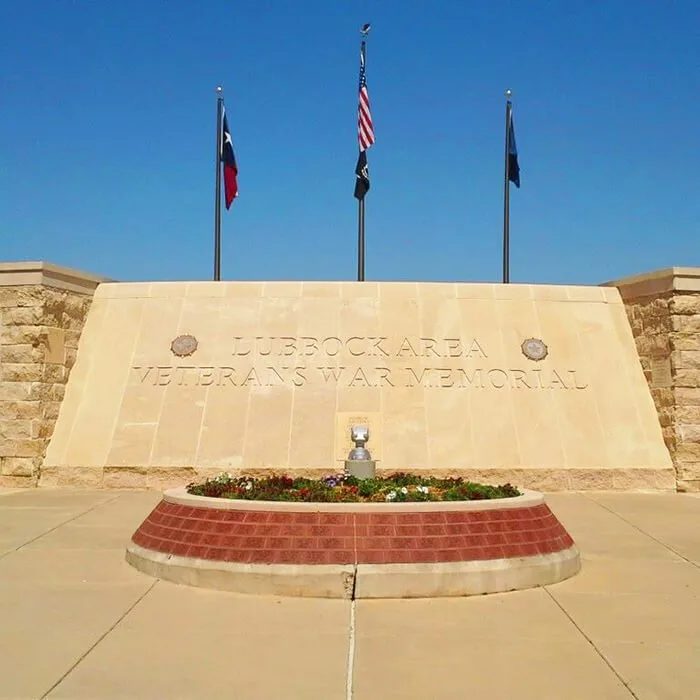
[
  {"xmin": 505, "ymin": 88, "xmax": 513, "ymax": 100},
  {"xmin": 360, "ymin": 23, "xmax": 371, "ymax": 37},
  {"xmin": 216, "ymin": 85, "xmax": 223, "ymax": 95}
]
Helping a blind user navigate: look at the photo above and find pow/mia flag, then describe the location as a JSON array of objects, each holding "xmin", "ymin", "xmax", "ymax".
[{"xmin": 354, "ymin": 150, "xmax": 370, "ymax": 200}]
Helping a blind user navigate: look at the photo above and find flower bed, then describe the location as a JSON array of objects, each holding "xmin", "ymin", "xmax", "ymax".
[
  {"xmin": 186, "ymin": 472, "xmax": 521, "ymax": 503},
  {"xmin": 127, "ymin": 484, "xmax": 580, "ymax": 598}
]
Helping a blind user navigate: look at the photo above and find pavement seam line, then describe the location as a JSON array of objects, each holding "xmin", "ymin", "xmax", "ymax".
[
  {"xmin": 346, "ymin": 596, "xmax": 357, "ymax": 700},
  {"xmin": 38, "ymin": 578, "xmax": 159, "ymax": 699},
  {"xmin": 0, "ymin": 493, "xmax": 124, "ymax": 562},
  {"xmin": 543, "ymin": 586, "xmax": 640, "ymax": 700},
  {"xmin": 582, "ymin": 494, "xmax": 699, "ymax": 568}
]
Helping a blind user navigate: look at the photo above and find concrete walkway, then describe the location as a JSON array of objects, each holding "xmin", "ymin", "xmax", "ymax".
[{"xmin": 0, "ymin": 489, "xmax": 698, "ymax": 700}]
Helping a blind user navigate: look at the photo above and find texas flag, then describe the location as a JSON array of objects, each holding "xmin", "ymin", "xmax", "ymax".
[{"xmin": 221, "ymin": 108, "xmax": 238, "ymax": 208}]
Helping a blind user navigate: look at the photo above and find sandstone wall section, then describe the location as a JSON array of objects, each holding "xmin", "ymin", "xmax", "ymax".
[
  {"xmin": 0, "ymin": 263, "xmax": 105, "ymax": 487},
  {"xmin": 607, "ymin": 268, "xmax": 700, "ymax": 491}
]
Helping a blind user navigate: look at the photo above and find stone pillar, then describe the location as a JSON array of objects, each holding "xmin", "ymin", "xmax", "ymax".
[
  {"xmin": 604, "ymin": 268, "xmax": 700, "ymax": 492},
  {"xmin": 0, "ymin": 262, "xmax": 107, "ymax": 487}
]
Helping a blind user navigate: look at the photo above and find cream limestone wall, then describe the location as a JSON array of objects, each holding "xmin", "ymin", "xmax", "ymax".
[
  {"xmin": 42, "ymin": 280, "xmax": 674, "ymax": 490},
  {"xmin": 606, "ymin": 267, "xmax": 700, "ymax": 492},
  {"xmin": 0, "ymin": 262, "xmax": 106, "ymax": 487}
]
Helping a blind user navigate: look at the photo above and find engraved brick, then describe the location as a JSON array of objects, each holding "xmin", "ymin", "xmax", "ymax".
[
  {"xmin": 421, "ymin": 512, "xmax": 447, "ymax": 524},
  {"xmin": 422, "ymin": 524, "xmax": 447, "ymax": 536},
  {"xmin": 358, "ymin": 550, "xmax": 390, "ymax": 565},
  {"xmin": 245, "ymin": 511, "xmax": 271, "ymax": 524},
  {"xmin": 357, "ymin": 536, "xmax": 390, "ymax": 550},
  {"xmin": 368, "ymin": 524, "xmax": 393, "ymax": 536},
  {"xmin": 385, "ymin": 550, "xmax": 413, "ymax": 564},
  {"xmin": 368, "ymin": 513, "xmax": 397, "ymax": 525},
  {"xmin": 321, "ymin": 513, "xmax": 349, "ymax": 526},
  {"xmin": 329, "ymin": 550, "xmax": 354, "ymax": 564}
]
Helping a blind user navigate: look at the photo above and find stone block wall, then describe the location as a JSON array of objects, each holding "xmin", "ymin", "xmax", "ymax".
[
  {"xmin": 1, "ymin": 260, "xmax": 698, "ymax": 492},
  {"xmin": 0, "ymin": 263, "xmax": 105, "ymax": 487},
  {"xmin": 606, "ymin": 268, "xmax": 700, "ymax": 492}
]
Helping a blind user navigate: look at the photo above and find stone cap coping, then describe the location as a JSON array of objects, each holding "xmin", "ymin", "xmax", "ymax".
[
  {"xmin": 0, "ymin": 261, "xmax": 110, "ymax": 295},
  {"xmin": 95, "ymin": 280, "xmax": 621, "ymax": 304},
  {"xmin": 163, "ymin": 486, "xmax": 544, "ymax": 513},
  {"xmin": 602, "ymin": 267, "xmax": 700, "ymax": 300}
]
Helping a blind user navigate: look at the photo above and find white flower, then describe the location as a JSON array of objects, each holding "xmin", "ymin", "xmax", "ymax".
[
  {"xmin": 385, "ymin": 491, "xmax": 397, "ymax": 501},
  {"xmin": 245, "ymin": 481, "xmax": 253, "ymax": 491},
  {"xmin": 416, "ymin": 485, "xmax": 430, "ymax": 494},
  {"xmin": 400, "ymin": 487, "xmax": 408, "ymax": 495}
]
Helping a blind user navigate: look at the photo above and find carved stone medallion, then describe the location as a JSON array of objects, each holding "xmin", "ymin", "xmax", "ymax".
[
  {"xmin": 521, "ymin": 338, "xmax": 548, "ymax": 362},
  {"xmin": 170, "ymin": 334, "xmax": 198, "ymax": 357}
]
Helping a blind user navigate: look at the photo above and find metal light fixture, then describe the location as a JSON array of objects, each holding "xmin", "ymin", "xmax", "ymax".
[
  {"xmin": 348, "ymin": 425, "xmax": 371, "ymax": 461},
  {"xmin": 345, "ymin": 424, "xmax": 376, "ymax": 479}
]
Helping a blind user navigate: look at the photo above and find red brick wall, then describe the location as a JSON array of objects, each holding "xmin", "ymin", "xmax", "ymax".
[{"xmin": 132, "ymin": 500, "xmax": 574, "ymax": 565}]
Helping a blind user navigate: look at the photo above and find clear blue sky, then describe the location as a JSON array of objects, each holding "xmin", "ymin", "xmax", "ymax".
[{"xmin": 1, "ymin": 1, "xmax": 698, "ymax": 285}]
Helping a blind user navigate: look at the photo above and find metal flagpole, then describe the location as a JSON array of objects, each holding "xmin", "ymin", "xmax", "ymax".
[
  {"xmin": 357, "ymin": 34, "xmax": 368, "ymax": 283},
  {"xmin": 358, "ymin": 195, "xmax": 365, "ymax": 281},
  {"xmin": 502, "ymin": 89, "xmax": 512, "ymax": 284},
  {"xmin": 355, "ymin": 23, "xmax": 373, "ymax": 281},
  {"xmin": 213, "ymin": 86, "xmax": 224, "ymax": 281}
]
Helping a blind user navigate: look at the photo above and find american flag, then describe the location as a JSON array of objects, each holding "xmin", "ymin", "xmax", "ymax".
[{"xmin": 357, "ymin": 42, "xmax": 375, "ymax": 151}]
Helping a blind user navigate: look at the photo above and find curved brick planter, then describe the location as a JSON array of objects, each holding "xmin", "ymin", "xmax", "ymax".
[{"xmin": 126, "ymin": 487, "xmax": 580, "ymax": 598}]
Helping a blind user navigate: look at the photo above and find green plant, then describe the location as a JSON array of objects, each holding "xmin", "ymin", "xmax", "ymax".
[{"xmin": 186, "ymin": 472, "xmax": 521, "ymax": 503}]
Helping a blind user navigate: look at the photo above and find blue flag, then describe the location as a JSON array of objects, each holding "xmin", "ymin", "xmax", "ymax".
[{"xmin": 508, "ymin": 111, "xmax": 520, "ymax": 188}]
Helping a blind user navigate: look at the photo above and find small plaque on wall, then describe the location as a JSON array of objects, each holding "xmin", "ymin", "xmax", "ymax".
[{"xmin": 650, "ymin": 357, "xmax": 672, "ymax": 388}]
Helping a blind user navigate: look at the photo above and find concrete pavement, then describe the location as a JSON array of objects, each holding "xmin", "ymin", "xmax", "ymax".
[{"xmin": 0, "ymin": 488, "xmax": 698, "ymax": 699}]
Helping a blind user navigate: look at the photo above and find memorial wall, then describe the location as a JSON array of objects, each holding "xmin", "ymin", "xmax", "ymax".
[{"xmin": 41, "ymin": 280, "xmax": 675, "ymax": 490}]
